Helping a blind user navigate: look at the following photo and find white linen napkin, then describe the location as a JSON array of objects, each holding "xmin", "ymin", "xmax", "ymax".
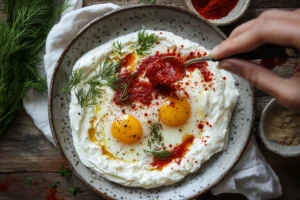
[{"xmin": 22, "ymin": 2, "xmax": 282, "ymax": 200}]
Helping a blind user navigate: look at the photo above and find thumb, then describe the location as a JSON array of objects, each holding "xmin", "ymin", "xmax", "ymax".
[{"xmin": 218, "ymin": 59, "xmax": 288, "ymax": 100}]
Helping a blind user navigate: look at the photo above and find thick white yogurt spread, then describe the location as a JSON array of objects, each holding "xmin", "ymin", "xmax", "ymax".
[{"xmin": 69, "ymin": 30, "xmax": 239, "ymax": 188}]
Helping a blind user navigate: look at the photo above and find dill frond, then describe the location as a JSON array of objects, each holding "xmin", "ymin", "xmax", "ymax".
[
  {"xmin": 0, "ymin": 0, "xmax": 67, "ymax": 136},
  {"xmin": 75, "ymin": 87, "xmax": 104, "ymax": 108},
  {"xmin": 112, "ymin": 40, "xmax": 124, "ymax": 56},
  {"xmin": 75, "ymin": 89, "xmax": 87, "ymax": 107},
  {"xmin": 50, "ymin": 181, "xmax": 60, "ymax": 188},
  {"xmin": 99, "ymin": 59, "xmax": 121, "ymax": 89},
  {"xmin": 24, "ymin": 176, "xmax": 32, "ymax": 188},
  {"xmin": 59, "ymin": 165, "xmax": 72, "ymax": 178},
  {"xmin": 61, "ymin": 69, "xmax": 84, "ymax": 92},
  {"xmin": 69, "ymin": 185, "xmax": 81, "ymax": 196},
  {"xmin": 88, "ymin": 85, "xmax": 104, "ymax": 105},
  {"xmin": 117, "ymin": 83, "xmax": 129, "ymax": 102},
  {"xmin": 87, "ymin": 59, "xmax": 121, "ymax": 89},
  {"xmin": 136, "ymin": 31, "xmax": 158, "ymax": 56},
  {"xmin": 71, "ymin": 59, "xmax": 121, "ymax": 107},
  {"xmin": 148, "ymin": 122, "xmax": 164, "ymax": 148},
  {"xmin": 144, "ymin": 149, "xmax": 172, "ymax": 160}
]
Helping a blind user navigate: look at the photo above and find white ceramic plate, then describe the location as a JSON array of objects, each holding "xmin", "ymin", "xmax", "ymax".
[
  {"xmin": 49, "ymin": 5, "xmax": 254, "ymax": 200},
  {"xmin": 185, "ymin": 0, "xmax": 251, "ymax": 26}
]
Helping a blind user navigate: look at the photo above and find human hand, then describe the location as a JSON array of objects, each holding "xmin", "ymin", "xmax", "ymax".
[{"xmin": 210, "ymin": 9, "xmax": 300, "ymax": 111}]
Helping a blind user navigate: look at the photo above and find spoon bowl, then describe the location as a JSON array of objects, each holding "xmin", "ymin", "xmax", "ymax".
[
  {"xmin": 160, "ymin": 55, "xmax": 214, "ymax": 83},
  {"xmin": 145, "ymin": 56, "xmax": 185, "ymax": 85}
]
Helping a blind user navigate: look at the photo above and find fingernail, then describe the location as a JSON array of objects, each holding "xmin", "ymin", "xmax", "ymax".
[
  {"xmin": 218, "ymin": 61, "xmax": 232, "ymax": 70},
  {"xmin": 210, "ymin": 45, "xmax": 220, "ymax": 56}
]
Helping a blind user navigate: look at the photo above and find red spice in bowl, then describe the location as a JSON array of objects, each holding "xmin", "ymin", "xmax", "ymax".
[{"xmin": 191, "ymin": 0, "xmax": 239, "ymax": 20}]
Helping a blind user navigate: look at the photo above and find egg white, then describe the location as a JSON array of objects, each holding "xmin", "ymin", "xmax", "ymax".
[{"xmin": 69, "ymin": 30, "xmax": 239, "ymax": 188}]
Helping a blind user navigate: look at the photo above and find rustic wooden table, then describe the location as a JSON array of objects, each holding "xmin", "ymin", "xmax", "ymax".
[{"xmin": 1, "ymin": 0, "xmax": 300, "ymax": 199}]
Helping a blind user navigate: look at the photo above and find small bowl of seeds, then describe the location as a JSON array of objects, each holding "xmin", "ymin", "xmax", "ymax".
[{"xmin": 259, "ymin": 98, "xmax": 300, "ymax": 157}]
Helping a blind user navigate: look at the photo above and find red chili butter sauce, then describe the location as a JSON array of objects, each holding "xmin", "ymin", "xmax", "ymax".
[
  {"xmin": 122, "ymin": 53, "xmax": 136, "ymax": 68},
  {"xmin": 151, "ymin": 135, "xmax": 195, "ymax": 170},
  {"xmin": 113, "ymin": 49, "xmax": 211, "ymax": 107}
]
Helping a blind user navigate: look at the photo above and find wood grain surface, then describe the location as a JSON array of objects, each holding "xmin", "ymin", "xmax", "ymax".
[{"xmin": 0, "ymin": 0, "xmax": 300, "ymax": 199}]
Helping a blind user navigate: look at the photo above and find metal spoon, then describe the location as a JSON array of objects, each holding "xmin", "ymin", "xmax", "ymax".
[{"xmin": 162, "ymin": 44, "xmax": 299, "ymax": 83}]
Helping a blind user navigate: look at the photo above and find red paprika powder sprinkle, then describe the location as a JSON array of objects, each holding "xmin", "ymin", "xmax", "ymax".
[{"xmin": 192, "ymin": 0, "xmax": 239, "ymax": 20}]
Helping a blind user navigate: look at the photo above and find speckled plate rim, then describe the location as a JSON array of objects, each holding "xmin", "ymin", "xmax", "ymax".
[{"xmin": 48, "ymin": 4, "xmax": 255, "ymax": 200}]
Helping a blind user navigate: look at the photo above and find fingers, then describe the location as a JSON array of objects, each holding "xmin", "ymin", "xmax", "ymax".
[
  {"xmin": 278, "ymin": 77, "xmax": 300, "ymax": 111},
  {"xmin": 218, "ymin": 59, "xmax": 289, "ymax": 100},
  {"xmin": 257, "ymin": 9, "xmax": 300, "ymax": 20},
  {"xmin": 219, "ymin": 59, "xmax": 300, "ymax": 111},
  {"xmin": 229, "ymin": 19, "xmax": 255, "ymax": 38},
  {"xmin": 211, "ymin": 10, "xmax": 300, "ymax": 59},
  {"xmin": 212, "ymin": 19, "xmax": 300, "ymax": 59},
  {"xmin": 229, "ymin": 9, "xmax": 300, "ymax": 39},
  {"xmin": 214, "ymin": 29, "xmax": 264, "ymax": 58}
]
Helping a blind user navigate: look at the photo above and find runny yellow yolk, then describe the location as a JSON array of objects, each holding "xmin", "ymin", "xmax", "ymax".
[
  {"xmin": 111, "ymin": 115, "xmax": 143, "ymax": 144},
  {"xmin": 159, "ymin": 97, "xmax": 191, "ymax": 127}
]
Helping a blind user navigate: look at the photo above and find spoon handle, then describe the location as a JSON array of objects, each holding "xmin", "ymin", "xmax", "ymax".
[{"xmin": 218, "ymin": 44, "xmax": 299, "ymax": 61}]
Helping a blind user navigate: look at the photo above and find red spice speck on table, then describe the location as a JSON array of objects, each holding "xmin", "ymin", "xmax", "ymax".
[
  {"xmin": 0, "ymin": 182, "xmax": 8, "ymax": 192},
  {"xmin": 0, "ymin": 177, "xmax": 19, "ymax": 193},
  {"xmin": 47, "ymin": 188, "xmax": 65, "ymax": 200},
  {"xmin": 192, "ymin": 0, "xmax": 239, "ymax": 20}
]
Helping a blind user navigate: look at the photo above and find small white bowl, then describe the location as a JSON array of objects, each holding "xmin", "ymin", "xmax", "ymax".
[
  {"xmin": 185, "ymin": 0, "xmax": 251, "ymax": 26},
  {"xmin": 259, "ymin": 98, "xmax": 300, "ymax": 157}
]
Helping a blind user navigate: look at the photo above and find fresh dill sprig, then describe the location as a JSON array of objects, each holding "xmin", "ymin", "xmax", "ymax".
[
  {"xmin": 148, "ymin": 122, "xmax": 163, "ymax": 148},
  {"xmin": 112, "ymin": 40, "xmax": 124, "ymax": 56},
  {"xmin": 70, "ymin": 186, "xmax": 81, "ymax": 196},
  {"xmin": 69, "ymin": 59, "xmax": 121, "ymax": 107},
  {"xmin": 75, "ymin": 87, "xmax": 104, "ymax": 107},
  {"xmin": 136, "ymin": 31, "xmax": 158, "ymax": 56},
  {"xmin": 50, "ymin": 181, "xmax": 60, "ymax": 188},
  {"xmin": 98, "ymin": 59, "xmax": 122, "ymax": 89},
  {"xmin": 75, "ymin": 89, "xmax": 89, "ymax": 107},
  {"xmin": 144, "ymin": 149, "xmax": 173, "ymax": 160},
  {"xmin": 117, "ymin": 83, "xmax": 129, "ymax": 102},
  {"xmin": 59, "ymin": 165, "xmax": 72, "ymax": 178},
  {"xmin": 0, "ymin": 0, "xmax": 67, "ymax": 136},
  {"xmin": 87, "ymin": 59, "xmax": 121, "ymax": 90},
  {"xmin": 24, "ymin": 176, "xmax": 32, "ymax": 188},
  {"xmin": 61, "ymin": 69, "xmax": 84, "ymax": 92}
]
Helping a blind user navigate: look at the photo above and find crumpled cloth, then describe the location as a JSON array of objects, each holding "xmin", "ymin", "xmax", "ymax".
[{"xmin": 22, "ymin": 2, "xmax": 282, "ymax": 199}]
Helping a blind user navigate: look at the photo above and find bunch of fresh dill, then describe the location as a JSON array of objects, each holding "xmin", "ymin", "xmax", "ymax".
[{"xmin": 0, "ymin": 0, "xmax": 66, "ymax": 136}]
